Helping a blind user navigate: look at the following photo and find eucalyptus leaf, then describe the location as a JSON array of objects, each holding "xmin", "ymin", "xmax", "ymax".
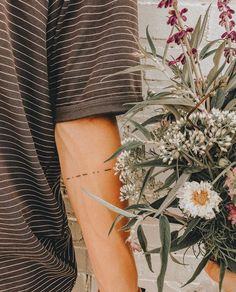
[
  {"xmin": 130, "ymin": 119, "xmax": 152, "ymax": 140},
  {"xmin": 190, "ymin": 15, "xmax": 202, "ymax": 49},
  {"xmin": 153, "ymin": 172, "xmax": 191, "ymax": 218},
  {"xmin": 206, "ymin": 61, "xmax": 227, "ymax": 93},
  {"xmin": 211, "ymin": 88, "xmax": 227, "ymax": 109},
  {"xmin": 207, "ymin": 41, "xmax": 226, "ymax": 86},
  {"xmin": 223, "ymin": 58, "xmax": 236, "ymax": 79},
  {"xmin": 198, "ymin": 4, "xmax": 212, "ymax": 47},
  {"xmin": 133, "ymin": 159, "xmax": 171, "ymax": 168},
  {"xmin": 157, "ymin": 215, "xmax": 171, "ymax": 292},
  {"xmin": 146, "ymin": 25, "xmax": 157, "ymax": 58},
  {"xmin": 201, "ymin": 48, "xmax": 218, "ymax": 60},
  {"xmin": 219, "ymin": 261, "xmax": 226, "ymax": 292},
  {"xmin": 141, "ymin": 114, "xmax": 166, "ymax": 126},
  {"xmin": 80, "ymin": 187, "xmax": 137, "ymax": 218},
  {"xmin": 108, "ymin": 214, "xmax": 124, "ymax": 236},
  {"xmin": 138, "ymin": 167, "xmax": 155, "ymax": 203},
  {"xmin": 199, "ymin": 40, "xmax": 220, "ymax": 60},
  {"xmin": 148, "ymin": 91, "xmax": 173, "ymax": 100},
  {"xmin": 125, "ymin": 27, "xmax": 154, "ymax": 60},
  {"xmin": 170, "ymin": 253, "xmax": 187, "ymax": 266},
  {"xmin": 224, "ymin": 99, "xmax": 236, "ymax": 111},
  {"xmin": 157, "ymin": 171, "xmax": 177, "ymax": 192},
  {"xmin": 182, "ymin": 254, "xmax": 211, "ymax": 287},
  {"xmin": 137, "ymin": 224, "xmax": 154, "ymax": 273},
  {"xmin": 104, "ymin": 140, "xmax": 142, "ymax": 163},
  {"xmin": 225, "ymin": 73, "xmax": 236, "ymax": 92},
  {"xmin": 177, "ymin": 217, "xmax": 201, "ymax": 244}
]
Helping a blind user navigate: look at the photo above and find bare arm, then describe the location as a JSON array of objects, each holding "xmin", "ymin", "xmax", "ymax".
[{"xmin": 54, "ymin": 115, "xmax": 139, "ymax": 292}]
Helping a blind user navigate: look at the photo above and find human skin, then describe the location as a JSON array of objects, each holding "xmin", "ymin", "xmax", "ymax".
[
  {"xmin": 205, "ymin": 261, "xmax": 236, "ymax": 292},
  {"xmin": 54, "ymin": 115, "xmax": 139, "ymax": 292}
]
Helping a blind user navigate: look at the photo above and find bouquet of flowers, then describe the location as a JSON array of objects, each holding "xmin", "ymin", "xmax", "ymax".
[{"xmin": 83, "ymin": 1, "xmax": 236, "ymax": 291}]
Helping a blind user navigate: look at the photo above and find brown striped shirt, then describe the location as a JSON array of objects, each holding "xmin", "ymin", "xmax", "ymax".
[{"xmin": 0, "ymin": 0, "xmax": 142, "ymax": 291}]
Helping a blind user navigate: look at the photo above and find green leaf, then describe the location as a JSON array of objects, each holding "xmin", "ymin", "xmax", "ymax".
[
  {"xmin": 170, "ymin": 231, "xmax": 201, "ymax": 252},
  {"xmin": 104, "ymin": 140, "xmax": 142, "ymax": 163},
  {"xmin": 182, "ymin": 254, "xmax": 211, "ymax": 287},
  {"xmin": 206, "ymin": 61, "xmax": 227, "ymax": 93},
  {"xmin": 157, "ymin": 215, "xmax": 171, "ymax": 292},
  {"xmin": 146, "ymin": 25, "xmax": 157, "ymax": 58},
  {"xmin": 138, "ymin": 167, "xmax": 155, "ymax": 203},
  {"xmin": 225, "ymin": 73, "xmax": 236, "ymax": 92},
  {"xmin": 120, "ymin": 216, "xmax": 138, "ymax": 231},
  {"xmin": 130, "ymin": 119, "xmax": 152, "ymax": 140},
  {"xmin": 133, "ymin": 158, "xmax": 171, "ymax": 168},
  {"xmin": 153, "ymin": 172, "xmax": 191, "ymax": 218},
  {"xmin": 219, "ymin": 261, "xmax": 226, "ymax": 292},
  {"xmin": 177, "ymin": 217, "xmax": 201, "ymax": 244},
  {"xmin": 108, "ymin": 214, "xmax": 124, "ymax": 236},
  {"xmin": 202, "ymin": 48, "xmax": 218, "ymax": 60},
  {"xmin": 125, "ymin": 27, "xmax": 154, "ymax": 60},
  {"xmin": 157, "ymin": 171, "xmax": 177, "ymax": 192},
  {"xmin": 199, "ymin": 40, "xmax": 220, "ymax": 60},
  {"xmin": 207, "ymin": 42, "xmax": 226, "ymax": 87},
  {"xmin": 183, "ymin": 50, "xmax": 196, "ymax": 93},
  {"xmin": 198, "ymin": 4, "xmax": 212, "ymax": 47},
  {"xmin": 170, "ymin": 253, "xmax": 187, "ymax": 266},
  {"xmin": 211, "ymin": 88, "xmax": 227, "ymax": 109},
  {"xmin": 137, "ymin": 225, "xmax": 154, "ymax": 273},
  {"xmin": 190, "ymin": 15, "xmax": 202, "ymax": 49},
  {"xmin": 148, "ymin": 91, "xmax": 173, "ymax": 100},
  {"xmin": 142, "ymin": 114, "xmax": 166, "ymax": 127},
  {"xmin": 80, "ymin": 187, "xmax": 137, "ymax": 218},
  {"xmin": 223, "ymin": 57, "xmax": 236, "ymax": 79}
]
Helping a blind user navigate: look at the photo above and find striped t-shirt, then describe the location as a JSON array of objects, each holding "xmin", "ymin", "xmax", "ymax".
[{"xmin": 0, "ymin": 0, "xmax": 142, "ymax": 291}]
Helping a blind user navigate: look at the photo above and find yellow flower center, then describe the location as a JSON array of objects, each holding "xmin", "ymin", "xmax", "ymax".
[{"xmin": 192, "ymin": 190, "xmax": 209, "ymax": 206}]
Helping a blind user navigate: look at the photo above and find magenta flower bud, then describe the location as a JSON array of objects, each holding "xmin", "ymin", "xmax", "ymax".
[
  {"xmin": 229, "ymin": 20, "xmax": 235, "ymax": 30},
  {"xmin": 158, "ymin": 0, "xmax": 174, "ymax": 8},
  {"xmin": 191, "ymin": 48, "xmax": 197, "ymax": 54},
  {"xmin": 222, "ymin": 31, "xmax": 236, "ymax": 42},
  {"xmin": 186, "ymin": 27, "xmax": 194, "ymax": 33}
]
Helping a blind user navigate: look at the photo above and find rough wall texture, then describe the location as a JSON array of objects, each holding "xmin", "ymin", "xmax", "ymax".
[{"xmin": 66, "ymin": 1, "xmax": 236, "ymax": 291}]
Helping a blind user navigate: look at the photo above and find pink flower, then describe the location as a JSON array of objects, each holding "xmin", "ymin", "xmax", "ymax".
[
  {"xmin": 224, "ymin": 167, "xmax": 236, "ymax": 200},
  {"xmin": 221, "ymin": 30, "xmax": 236, "ymax": 42},
  {"xmin": 158, "ymin": 0, "xmax": 174, "ymax": 8},
  {"xmin": 167, "ymin": 8, "xmax": 188, "ymax": 26},
  {"xmin": 229, "ymin": 20, "xmax": 235, "ymax": 30},
  {"xmin": 168, "ymin": 48, "xmax": 197, "ymax": 66},
  {"xmin": 167, "ymin": 27, "xmax": 193, "ymax": 45},
  {"xmin": 218, "ymin": 0, "xmax": 232, "ymax": 11},
  {"xmin": 227, "ymin": 204, "xmax": 236, "ymax": 225}
]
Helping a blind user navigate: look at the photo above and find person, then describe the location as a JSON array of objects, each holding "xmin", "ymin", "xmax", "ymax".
[{"xmin": 0, "ymin": 0, "xmax": 143, "ymax": 291}]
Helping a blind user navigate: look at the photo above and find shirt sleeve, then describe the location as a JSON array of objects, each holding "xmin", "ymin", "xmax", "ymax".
[{"xmin": 47, "ymin": 0, "xmax": 143, "ymax": 123}]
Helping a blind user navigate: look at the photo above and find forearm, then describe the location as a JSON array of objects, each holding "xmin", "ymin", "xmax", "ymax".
[{"xmin": 54, "ymin": 115, "xmax": 139, "ymax": 292}]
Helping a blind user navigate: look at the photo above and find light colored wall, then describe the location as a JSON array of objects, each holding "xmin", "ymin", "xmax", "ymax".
[{"xmin": 67, "ymin": 1, "xmax": 236, "ymax": 291}]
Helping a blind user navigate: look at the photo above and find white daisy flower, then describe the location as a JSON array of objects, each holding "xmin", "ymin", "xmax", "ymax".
[{"xmin": 176, "ymin": 181, "xmax": 222, "ymax": 219}]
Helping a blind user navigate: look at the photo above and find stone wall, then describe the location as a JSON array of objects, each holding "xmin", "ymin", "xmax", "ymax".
[{"xmin": 66, "ymin": 1, "xmax": 236, "ymax": 291}]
